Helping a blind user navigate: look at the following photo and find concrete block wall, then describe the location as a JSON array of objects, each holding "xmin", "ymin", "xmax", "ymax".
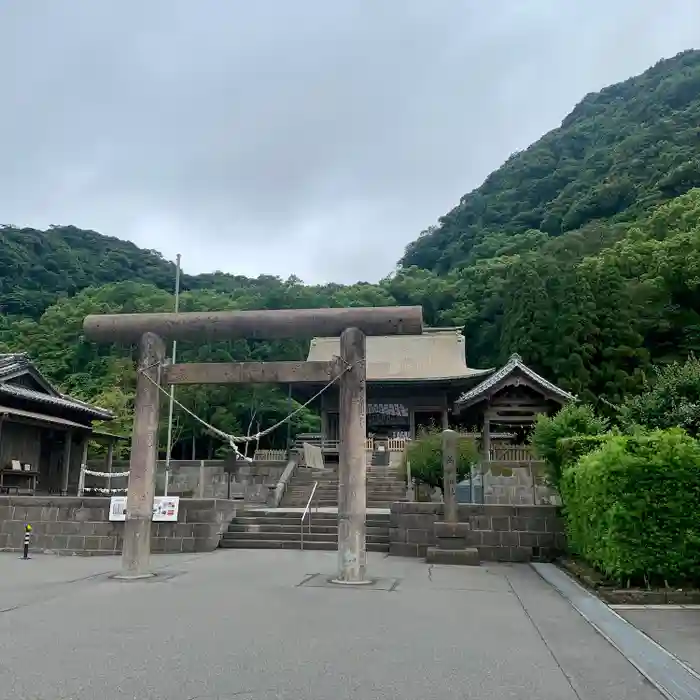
[
  {"xmin": 389, "ymin": 502, "xmax": 565, "ymax": 562},
  {"xmin": 85, "ymin": 459, "xmax": 288, "ymax": 503},
  {"xmin": 481, "ymin": 465, "xmax": 560, "ymax": 506},
  {"xmin": 0, "ymin": 496, "xmax": 237, "ymax": 555}
]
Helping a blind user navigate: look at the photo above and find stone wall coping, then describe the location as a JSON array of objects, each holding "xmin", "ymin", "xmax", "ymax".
[
  {"xmin": 390, "ymin": 502, "xmax": 560, "ymax": 515},
  {"xmin": 0, "ymin": 496, "xmax": 238, "ymax": 507}
]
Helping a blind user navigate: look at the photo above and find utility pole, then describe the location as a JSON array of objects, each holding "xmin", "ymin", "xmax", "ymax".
[{"xmin": 163, "ymin": 253, "xmax": 181, "ymax": 497}]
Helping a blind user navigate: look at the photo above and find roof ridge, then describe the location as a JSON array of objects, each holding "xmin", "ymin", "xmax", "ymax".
[
  {"xmin": 456, "ymin": 354, "xmax": 575, "ymax": 407},
  {"xmin": 0, "ymin": 383, "xmax": 113, "ymax": 419}
]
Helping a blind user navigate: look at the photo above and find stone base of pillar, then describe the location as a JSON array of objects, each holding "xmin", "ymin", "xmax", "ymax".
[
  {"xmin": 120, "ymin": 516, "xmax": 154, "ymax": 577},
  {"xmin": 426, "ymin": 521, "xmax": 480, "ymax": 566}
]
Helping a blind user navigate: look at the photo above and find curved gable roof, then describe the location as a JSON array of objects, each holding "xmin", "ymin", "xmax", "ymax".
[
  {"xmin": 0, "ymin": 353, "xmax": 113, "ymax": 420},
  {"xmin": 456, "ymin": 353, "xmax": 575, "ymax": 408}
]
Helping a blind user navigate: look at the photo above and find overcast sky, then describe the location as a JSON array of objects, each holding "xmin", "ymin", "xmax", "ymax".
[{"xmin": 0, "ymin": 2, "xmax": 698, "ymax": 284}]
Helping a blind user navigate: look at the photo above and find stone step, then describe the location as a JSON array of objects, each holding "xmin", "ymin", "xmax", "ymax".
[
  {"xmin": 294, "ymin": 473, "xmax": 403, "ymax": 479},
  {"xmin": 285, "ymin": 481, "xmax": 406, "ymax": 495},
  {"xmin": 290, "ymin": 474, "xmax": 405, "ymax": 485},
  {"xmin": 287, "ymin": 483, "xmax": 405, "ymax": 490},
  {"xmin": 290, "ymin": 487, "xmax": 404, "ymax": 491},
  {"xmin": 228, "ymin": 523, "xmax": 389, "ymax": 535},
  {"xmin": 234, "ymin": 513, "xmax": 390, "ymax": 520},
  {"xmin": 302, "ymin": 470, "xmax": 401, "ymax": 474},
  {"xmin": 282, "ymin": 497, "xmax": 403, "ymax": 505},
  {"xmin": 235, "ymin": 511, "xmax": 390, "ymax": 518},
  {"xmin": 219, "ymin": 539, "xmax": 389, "ymax": 552},
  {"xmin": 232, "ymin": 513, "xmax": 389, "ymax": 528},
  {"xmin": 284, "ymin": 494, "xmax": 405, "ymax": 502},
  {"xmin": 224, "ymin": 531, "xmax": 389, "ymax": 544},
  {"xmin": 426, "ymin": 546, "xmax": 481, "ymax": 566},
  {"xmin": 285, "ymin": 495, "xmax": 401, "ymax": 499},
  {"xmin": 282, "ymin": 503, "xmax": 401, "ymax": 510}
]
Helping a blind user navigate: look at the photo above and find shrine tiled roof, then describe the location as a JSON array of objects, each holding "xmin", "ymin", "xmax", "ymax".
[
  {"xmin": 455, "ymin": 353, "xmax": 575, "ymax": 408},
  {"xmin": 307, "ymin": 328, "xmax": 492, "ymax": 382},
  {"xmin": 0, "ymin": 353, "xmax": 113, "ymax": 420}
]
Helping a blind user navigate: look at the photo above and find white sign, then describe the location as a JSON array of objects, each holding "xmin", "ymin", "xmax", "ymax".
[
  {"xmin": 109, "ymin": 496, "xmax": 180, "ymax": 522},
  {"xmin": 109, "ymin": 497, "xmax": 127, "ymax": 521}
]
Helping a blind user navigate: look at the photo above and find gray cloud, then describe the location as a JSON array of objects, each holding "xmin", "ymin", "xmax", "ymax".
[{"xmin": 0, "ymin": 1, "xmax": 698, "ymax": 283}]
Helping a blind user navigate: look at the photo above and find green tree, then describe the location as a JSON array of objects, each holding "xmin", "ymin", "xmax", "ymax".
[
  {"xmin": 530, "ymin": 403, "xmax": 609, "ymax": 488},
  {"xmin": 619, "ymin": 357, "xmax": 700, "ymax": 436},
  {"xmin": 402, "ymin": 428, "xmax": 479, "ymax": 491}
]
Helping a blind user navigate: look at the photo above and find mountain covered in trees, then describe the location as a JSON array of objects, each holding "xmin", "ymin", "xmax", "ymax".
[{"xmin": 1, "ymin": 49, "xmax": 699, "ymax": 456}]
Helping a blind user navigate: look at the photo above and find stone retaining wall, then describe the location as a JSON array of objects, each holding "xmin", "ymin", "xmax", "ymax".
[
  {"xmin": 390, "ymin": 502, "xmax": 565, "ymax": 562},
  {"xmin": 85, "ymin": 459, "xmax": 288, "ymax": 503},
  {"xmin": 0, "ymin": 496, "xmax": 237, "ymax": 555}
]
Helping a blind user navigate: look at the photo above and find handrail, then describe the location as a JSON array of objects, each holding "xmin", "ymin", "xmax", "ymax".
[
  {"xmin": 300, "ymin": 481, "xmax": 318, "ymax": 551},
  {"xmin": 270, "ymin": 457, "xmax": 298, "ymax": 507}
]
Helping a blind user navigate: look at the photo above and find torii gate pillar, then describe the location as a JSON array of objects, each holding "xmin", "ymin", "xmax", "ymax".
[
  {"xmin": 335, "ymin": 327, "xmax": 368, "ymax": 584},
  {"xmin": 118, "ymin": 331, "xmax": 165, "ymax": 579}
]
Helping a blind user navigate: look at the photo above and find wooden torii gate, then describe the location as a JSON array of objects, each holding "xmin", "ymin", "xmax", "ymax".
[{"xmin": 83, "ymin": 306, "xmax": 423, "ymax": 582}]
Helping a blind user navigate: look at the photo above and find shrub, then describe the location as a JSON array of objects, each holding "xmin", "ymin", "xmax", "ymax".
[
  {"xmin": 530, "ymin": 403, "xmax": 609, "ymax": 488},
  {"xmin": 561, "ymin": 428, "xmax": 700, "ymax": 586},
  {"xmin": 556, "ymin": 434, "xmax": 610, "ymax": 468},
  {"xmin": 403, "ymin": 428, "xmax": 479, "ymax": 491},
  {"xmin": 619, "ymin": 357, "xmax": 700, "ymax": 436}
]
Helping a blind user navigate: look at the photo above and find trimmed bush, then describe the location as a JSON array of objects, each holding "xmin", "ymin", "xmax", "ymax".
[
  {"xmin": 561, "ymin": 428, "xmax": 700, "ymax": 586},
  {"xmin": 403, "ymin": 428, "xmax": 479, "ymax": 491},
  {"xmin": 556, "ymin": 434, "xmax": 610, "ymax": 467},
  {"xmin": 530, "ymin": 403, "xmax": 609, "ymax": 488}
]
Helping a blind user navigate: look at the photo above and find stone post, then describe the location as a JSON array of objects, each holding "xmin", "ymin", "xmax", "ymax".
[
  {"xmin": 106, "ymin": 441, "xmax": 114, "ymax": 494},
  {"xmin": 441, "ymin": 409, "xmax": 449, "ymax": 431},
  {"xmin": 76, "ymin": 438, "xmax": 89, "ymax": 496},
  {"xmin": 443, "ymin": 429, "xmax": 458, "ymax": 524},
  {"xmin": 426, "ymin": 428, "xmax": 480, "ymax": 566},
  {"xmin": 334, "ymin": 327, "xmax": 369, "ymax": 584},
  {"xmin": 198, "ymin": 459, "xmax": 206, "ymax": 498},
  {"xmin": 60, "ymin": 431, "xmax": 73, "ymax": 496},
  {"xmin": 119, "ymin": 332, "xmax": 165, "ymax": 579}
]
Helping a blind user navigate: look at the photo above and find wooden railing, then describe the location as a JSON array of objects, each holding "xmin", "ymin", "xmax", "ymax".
[
  {"xmin": 293, "ymin": 437, "xmax": 406, "ymax": 452},
  {"xmin": 488, "ymin": 445, "xmax": 538, "ymax": 463},
  {"xmin": 252, "ymin": 449, "xmax": 288, "ymax": 462},
  {"xmin": 386, "ymin": 438, "xmax": 407, "ymax": 452}
]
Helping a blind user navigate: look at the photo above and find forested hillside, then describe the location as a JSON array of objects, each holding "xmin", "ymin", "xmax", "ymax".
[
  {"xmin": 1, "ymin": 50, "xmax": 699, "ymax": 457},
  {"xmin": 401, "ymin": 49, "xmax": 700, "ymax": 273}
]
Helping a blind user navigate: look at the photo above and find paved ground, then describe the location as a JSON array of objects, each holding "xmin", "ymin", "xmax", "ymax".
[
  {"xmin": 0, "ymin": 551, "xmax": 665, "ymax": 700},
  {"xmin": 616, "ymin": 607, "xmax": 700, "ymax": 676}
]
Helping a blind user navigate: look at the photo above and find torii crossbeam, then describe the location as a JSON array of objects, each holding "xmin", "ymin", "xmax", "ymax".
[{"xmin": 83, "ymin": 306, "xmax": 423, "ymax": 581}]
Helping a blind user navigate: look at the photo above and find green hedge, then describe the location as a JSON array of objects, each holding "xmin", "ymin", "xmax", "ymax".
[
  {"xmin": 561, "ymin": 428, "xmax": 700, "ymax": 586},
  {"xmin": 530, "ymin": 403, "xmax": 609, "ymax": 489}
]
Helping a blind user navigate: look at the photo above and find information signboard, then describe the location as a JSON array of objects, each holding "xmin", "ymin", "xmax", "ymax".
[{"xmin": 108, "ymin": 496, "xmax": 180, "ymax": 522}]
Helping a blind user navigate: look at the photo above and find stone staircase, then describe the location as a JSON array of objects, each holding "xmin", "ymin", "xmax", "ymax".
[
  {"xmin": 220, "ymin": 510, "xmax": 391, "ymax": 552},
  {"xmin": 280, "ymin": 460, "xmax": 407, "ymax": 509}
]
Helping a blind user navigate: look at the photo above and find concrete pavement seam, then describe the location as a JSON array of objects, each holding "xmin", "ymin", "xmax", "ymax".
[
  {"xmin": 504, "ymin": 571, "xmax": 584, "ymax": 700},
  {"xmin": 531, "ymin": 563, "xmax": 700, "ymax": 700}
]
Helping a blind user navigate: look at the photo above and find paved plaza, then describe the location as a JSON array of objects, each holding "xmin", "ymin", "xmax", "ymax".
[
  {"xmin": 0, "ymin": 550, "xmax": 682, "ymax": 700},
  {"xmin": 617, "ymin": 606, "xmax": 700, "ymax": 678}
]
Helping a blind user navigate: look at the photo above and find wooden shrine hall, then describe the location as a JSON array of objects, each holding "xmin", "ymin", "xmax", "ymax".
[
  {"xmin": 293, "ymin": 329, "xmax": 575, "ymax": 455},
  {"xmin": 0, "ymin": 353, "xmax": 119, "ymax": 495}
]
